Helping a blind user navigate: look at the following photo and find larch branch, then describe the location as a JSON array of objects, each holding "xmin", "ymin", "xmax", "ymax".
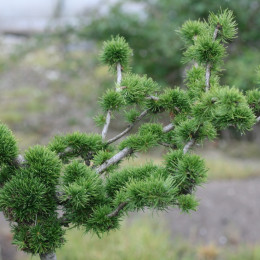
[
  {"xmin": 102, "ymin": 63, "xmax": 122, "ymax": 140},
  {"xmin": 205, "ymin": 24, "xmax": 221, "ymax": 92},
  {"xmin": 107, "ymin": 202, "xmax": 128, "ymax": 218},
  {"xmin": 107, "ymin": 109, "xmax": 150, "ymax": 144},
  {"xmin": 183, "ymin": 138, "xmax": 195, "ymax": 154}
]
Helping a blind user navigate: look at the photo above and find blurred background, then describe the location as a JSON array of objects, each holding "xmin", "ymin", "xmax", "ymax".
[{"xmin": 0, "ymin": 0, "xmax": 260, "ymax": 259}]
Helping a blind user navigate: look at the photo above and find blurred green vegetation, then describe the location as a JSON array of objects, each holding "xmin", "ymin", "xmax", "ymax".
[
  {"xmin": 26, "ymin": 217, "xmax": 260, "ymax": 260},
  {"xmin": 80, "ymin": 0, "xmax": 260, "ymax": 90}
]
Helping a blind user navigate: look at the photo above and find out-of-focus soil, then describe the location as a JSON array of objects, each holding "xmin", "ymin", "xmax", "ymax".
[{"xmin": 133, "ymin": 178, "xmax": 260, "ymax": 246}]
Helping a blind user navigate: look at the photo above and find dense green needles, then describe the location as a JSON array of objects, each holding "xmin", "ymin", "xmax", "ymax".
[{"xmin": 0, "ymin": 9, "xmax": 259, "ymax": 260}]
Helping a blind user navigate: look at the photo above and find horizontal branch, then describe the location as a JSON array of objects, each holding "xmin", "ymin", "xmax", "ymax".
[
  {"xmin": 163, "ymin": 123, "xmax": 174, "ymax": 133},
  {"xmin": 183, "ymin": 139, "xmax": 195, "ymax": 154},
  {"xmin": 96, "ymin": 147, "xmax": 133, "ymax": 174},
  {"xmin": 107, "ymin": 202, "xmax": 128, "ymax": 218},
  {"xmin": 158, "ymin": 141, "xmax": 176, "ymax": 149},
  {"xmin": 107, "ymin": 109, "xmax": 150, "ymax": 144},
  {"xmin": 96, "ymin": 123, "xmax": 174, "ymax": 174}
]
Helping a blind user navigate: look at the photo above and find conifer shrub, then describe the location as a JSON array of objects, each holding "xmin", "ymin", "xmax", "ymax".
[{"xmin": 0, "ymin": 9, "xmax": 259, "ymax": 260}]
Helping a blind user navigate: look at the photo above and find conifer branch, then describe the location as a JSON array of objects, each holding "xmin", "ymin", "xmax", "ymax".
[
  {"xmin": 102, "ymin": 63, "xmax": 122, "ymax": 140},
  {"xmin": 13, "ymin": 154, "xmax": 26, "ymax": 167},
  {"xmin": 158, "ymin": 142, "xmax": 176, "ymax": 149},
  {"xmin": 116, "ymin": 63, "xmax": 122, "ymax": 90},
  {"xmin": 97, "ymin": 123, "xmax": 174, "ymax": 174},
  {"xmin": 107, "ymin": 109, "xmax": 150, "ymax": 144},
  {"xmin": 163, "ymin": 123, "xmax": 174, "ymax": 133},
  {"xmin": 101, "ymin": 110, "xmax": 111, "ymax": 140},
  {"xmin": 205, "ymin": 24, "xmax": 221, "ymax": 92},
  {"xmin": 40, "ymin": 253, "xmax": 57, "ymax": 260},
  {"xmin": 183, "ymin": 139, "xmax": 195, "ymax": 154},
  {"xmin": 96, "ymin": 147, "xmax": 133, "ymax": 174},
  {"xmin": 107, "ymin": 202, "xmax": 128, "ymax": 218}
]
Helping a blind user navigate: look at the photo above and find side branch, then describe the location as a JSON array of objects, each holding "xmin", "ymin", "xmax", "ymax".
[
  {"xmin": 96, "ymin": 147, "xmax": 133, "ymax": 174},
  {"xmin": 107, "ymin": 202, "xmax": 128, "ymax": 218},
  {"xmin": 183, "ymin": 139, "xmax": 195, "ymax": 154},
  {"xmin": 107, "ymin": 109, "xmax": 150, "ymax": 144},
  {"xmin": 205, "ymin": 24, "xmax": 220, "ymax": 92},
  {"xmin": 40, "ymin": 253, "xmax": 57, "ymax": 260},
  {"xmin": 102, "ymin": 63, "xmax": 122, "ymax": 140},
  {"xmin": 102, "ymin": 110, "xmax": 111, "ymax": 140},
  {"xmin": 116, "ymin": 63, "xmax": 122, "ymax": 89},
  {"xmin": 97, "ymin": 123, "xmax": 174, "ymax": 174},
  {"xmin": 163, "ymin": 123, "xmax": 174, "ymax": 133}
]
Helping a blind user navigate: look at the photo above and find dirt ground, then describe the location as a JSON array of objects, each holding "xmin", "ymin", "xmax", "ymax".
[{"xmin": 1, "ymin": 178, "xmax": 260, "ymax": 259}]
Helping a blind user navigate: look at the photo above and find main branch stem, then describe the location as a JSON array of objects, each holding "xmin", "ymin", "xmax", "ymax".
[
  {"xmin": 40, "ymin": 253, "xmax": 57, "ymax": 260},
  {"xmin": 205, "ymin": 25, "xmax": 220, "ymax": 92}
]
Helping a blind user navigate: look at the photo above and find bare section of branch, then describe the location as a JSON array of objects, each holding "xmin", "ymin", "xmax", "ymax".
[
  {"xmin": 205, "ymin": 25, "xmax": 220, "ymax": 92},
  {"xmin": 107, "ymin": 109, "xmax": 150, "ymax": 144},
  {"xmin": 97, "ymin": 123, "xmax": 174, "ymax": 174},
  {"xmin": 146, "ymin": 95, "xmax": 159, "ymax": 101},
  {"xmin": 163, "ymin": 123, "xmax": 174, "ymax": 133},
  {"xmin": 102, "ymin": 63, "xmax": 122, "ymax": 140},
  {"xmin": 96, "ymin": 147, "xmax": 133, "ymax": 174},
  {"xmin": 13, "ymin": 154, "xmax": 26, "ymax": 167},
  {"xmin": 158, "ymin": 142, "xmax": 176, "ymax": 149},
  {"xmin": 205, "ymin": 63, "xmax": 211, "ymax": 92},
  {"xmin": 102, "ymin": 110, "xmax": 111, "ymax": 140},
  {"xmin": 116, "ymin": 63, "xmax": 122, "ymax": 86},
  {"xmin": 107, "ymin": 202, "xmax": 128, "ymax": 218},
  {"xmin": 183, "ymin": 139, "xmax": 195, "ymax": 154},
  {"xmin": 40, "ymin": 253, "xmax": 57, "ymax": 260}
]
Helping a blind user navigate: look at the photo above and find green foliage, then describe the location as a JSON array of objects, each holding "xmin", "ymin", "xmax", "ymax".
[
  {"xmin": 208, "ymin": 9, "xmax": 237, "ymax": 42},
  {"xmin": 0, "ymin": 123, "xmax": 18, "ymax": 165},
  {"xmin": 61, "ymin": 167, "xmax": 106, "ymax": 225},
  {"xmin": 0, "ymin": 172, "xmax": 55, "ymax": 223},
  {"xmin": 185, "ymin": 66, "xmax": 219, "ymax": 99},
  {"xmin": 100, "ymin": 35, "xmax": 132, "ymax": 71},
  {"xmin": 93, "ymin": 113, "xmax": 106, "ymax": 127},
  {"xmin": 246, "ymin": 89, "xmax": 260, "ymax": 115},
  {"xmin": 124, "ymin": 108, "xmax": 140, "ymax": 123},
  {"xmin": 119, "ymin": 123, "xmax": 163, "ymax": 152},
  {"xmin": 165, "ymin": 150, "xmax": 207, "ymax": 195},
  {"xmin": 48, "ymin": 132, "xmax": 105, "ymax": 162},
  {"xmin": 177, "ymin": 194, "xmax": 199, "ymax": 213},
  {"xmin": 25, "ymin": 145, "xmax": 61, "ymax": 187},
  {"xmin": 85, "ymin": 205, "xmax": 120, "ymax": 235},
  {"xmin": 63, "ymin": 160, "xmax": 95, "ymax": 186},
  {"xmin": 174, "ymin": 119, "xmax": 217, "ymax": 146},
  {"xmin": 0, "ymin": 165, "xmax": 17, "ymax": 186},
  {"xmin": 183, "ymin": 36, "xmax": 226, "ymax": 66},
  {"xmin": 100, "ymin": 89, "xmax": 125, "ymax": 111},
  {"xmin": 126, "ymin": 175, "xmax": 177, "ymax": 210},
  {"xmin": 121, "ymin": 73, "xmax": 159, "ymax": 104},
  {"xmin": 177, "ymin": 20, "xmax": 206, "ymax": 46},
  {"xmin": 106, "ymin": 164, "xmax": 163, "ymax": 198},
  {"xmin": 12, "ymin": 215, "xmax": 65, "ymax": 254},
  {"xmin": 213, "ymin": 87, "xmax": 256, "ymax": 131}
]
